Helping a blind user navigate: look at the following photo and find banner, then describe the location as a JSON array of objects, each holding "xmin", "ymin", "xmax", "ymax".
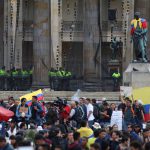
[
  {"xmin": 20, "ymin": 89, "xmax": 44, "ymax": 105},
  {"xmin": 111, "ymin": 111, "xmax": 123, "ymax": 130},
  {"xmin": 120, "ymin": 86, "xmax": 132, "ymax": 97}
]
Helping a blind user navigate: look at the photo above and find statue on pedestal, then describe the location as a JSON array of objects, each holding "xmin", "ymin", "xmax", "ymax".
[
  {"xmin": 131, "ymin": 12, "xmax": 148, "ymax": 62},
  {"xmin": 110, "ymin": 37, "xmax": 120, "ymax": 60}
]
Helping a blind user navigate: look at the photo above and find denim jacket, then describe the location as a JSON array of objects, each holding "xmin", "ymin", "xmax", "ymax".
[{"xmin": 16, "ymin": 104, "xmax": 31, "ymax": 120}]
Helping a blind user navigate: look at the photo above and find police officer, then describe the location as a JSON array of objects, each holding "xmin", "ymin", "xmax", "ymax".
[
  {"xmin": 21, "ymin": 69, "xmax": 29, "ymax": 90},
  {"xmin": 29, "ymin": 68, "xmax": 33, "ymax": 88},
  {"xmin": 112, "ymin": 71, "xmax": 121, "ymax": 91},
  {"xmin": 6, "ymin": 70, "xmax": 11, "ymax": 90},
  {"xmin": 0, "ymin": 66, "xmax": 6, "ymax": 90},
  {"xmin": 11, "ymin": 68, "xmax": 19, "ymax": 90},
  {"xmin": 64, "ymin": 70, "xmax": 72, "ymax": 91},
  {"xmin": 48, "ymin": 68, "xmax": 57, "ymax": 90},
  {"xmin": 57, "ymin": 68, "xmax": 66, "ymax": 91}
]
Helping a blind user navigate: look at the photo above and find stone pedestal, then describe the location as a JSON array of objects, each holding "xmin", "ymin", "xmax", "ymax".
[{"xmin": 123, "ymin": 63, "xmax": 150, "ymax": 88}]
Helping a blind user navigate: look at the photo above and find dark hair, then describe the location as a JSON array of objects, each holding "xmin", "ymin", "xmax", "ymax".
[
  {"xmin": 86, "ymin": 98, "xmax": 91, "ymax": 102},
  {"xmin": 18, "ymin": 140, "xmax": 31, "ymax": 147},
  {"xmin": 73, "ymin": 132, "xmax": 80, "ymax": 141},
  {"xmin": 111, "ymin": 131, "xmax": 121, "ymax": 137},
  {"xmin": 94, "ymin": 130, "xmax": 100, "ymax": 138},
  {"xmin": 145, "ymin": 142, "xmax": 150, "ymax": 150},
  {"xmin": 9, "ymin": 97, "xmax": 15, "ymax": 101},
  {"xmin": 9, "ymin": 135, "xmax": 16, "ymax": 140},
  {"xmin": 34, "ymin": 134, "xmax": 45, "ymax": 141},
  {"xmin": 21, "ymin": 98, "xmax": 26, "ymax": 103},
  {"xmin": 143, "ymin": 128, "xmax": 149, "ymax": 133},
  {"xmin": 80, "ymin": 120, "xmax": 87, "ymax": 127},
  {"xmin": 20, "ymin": 122, "xmax": 26, "ymax": 129},
  {"xmin": 120, "ymin": 136, "xmax": 128, "ymax": 143},
  {"xmin": 37, "ymin": 144, "xmax": 51, "ymax": 150},
  {"xmin": 99, "ymin": 129, "xmax": 106, "ymax": 134},
  {"xmin": 125, "ymin": 97, "xmax": 132, "ymax": 103},
  {"xmin": 92, "ymin": 99, "xmax": 97, "ymax": 104},
  {"xmin": 54, "ymin": 145, "xmax": 62, "ymax": 150},
  {"xmin": 130, "ymin": 141, "xmax": 142, "ymax": 150},
  {"xmin": 82, "ymin": 137, "xmax": 88, "ymax": 141},
  {"xmin": 32, "ymin": 96, "xmax": 37, "ymax": 100},
  {"xmin": 90, "ymin": 143, "xmax": 101, "ymax": 150}
]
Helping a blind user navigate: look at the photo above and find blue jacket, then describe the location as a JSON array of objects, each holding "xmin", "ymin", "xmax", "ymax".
[
  {"xmin": 30, "ymin": 102, "xmax": 43, "ymax": 125},
  {"xmin": 130, "ymin": 131, "xmax": 142, "ymax": 143},
  {"xmin": 0, "ymin": 143, "xmax": 14, "ymax": 150}
]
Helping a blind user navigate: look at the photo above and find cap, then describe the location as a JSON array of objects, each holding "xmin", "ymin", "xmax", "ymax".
[{"xmin": 92, "ymin": 122, "xmax": 101, "ymax": 129}]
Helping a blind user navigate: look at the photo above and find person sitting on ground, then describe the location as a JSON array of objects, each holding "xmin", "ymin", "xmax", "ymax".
[
  {"xmin": 87, "ymin": 129, "xmax": 99, "ymax": 149},
  {"xmin": 81, "ymin": 137, "xmax": 89, "ymax": 150},
  {"xmin": 77, "ymin": 120, "xmax": 93, "ymax": 138},
  {"xmin": 0, "ymin": 136, "xmax": 14, "ymax": 150},
  {"xmin": 95, "ymin": 129, "xmax": 107, "ymax": 149},
  {"xmin": 130, "ymin": 141, "xmax": 143, "ymax": 150},
  {"xmin": 68, "ymin": 132, "xmax": 82, "ymax": 150},
  {"xmin": 127, "ymin": 124, "xmax": 142, "ymax": 143},
  {"xmin": 90, "ymin": 143, "xmax": 101, "ymax": 150}
]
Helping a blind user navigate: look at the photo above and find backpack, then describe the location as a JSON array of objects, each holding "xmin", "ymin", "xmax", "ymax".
[
  {"xmin": 38, "ymin": 102, "xmax": 46, "ymax": 118},
  {"xmin": 74, "ymin": 106, "xmax": 84, "ymax": 122},
  {"xmin": 93, "ymin": 104, "xmax": 100, "ymax": 119}
]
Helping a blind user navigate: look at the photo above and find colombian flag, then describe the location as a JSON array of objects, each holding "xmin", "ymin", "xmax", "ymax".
[
  {"xmin": 130, "ymin": 18, "xmax": 147, "ymax": 35},
  {"xmin": 132, "ymin": 87, "xmax": 150, "ymax": 122},
  {"xmin": 20, "ymin": 89, "xmax": 44, "ymax": 106}
]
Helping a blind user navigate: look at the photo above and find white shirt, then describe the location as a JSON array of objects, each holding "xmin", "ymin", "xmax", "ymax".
[
  {"xmin": 87, "ymin": 103, "xmax": 95, "ymax": 121},
  {"xmin": 70, "ymin": 108, "xmax": 75, "ymax": 118}
]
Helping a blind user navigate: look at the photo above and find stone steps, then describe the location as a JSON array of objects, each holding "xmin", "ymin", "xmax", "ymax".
[{"xmin": 0, "ymin": 90, "xmax": 120, "ymax": 102}]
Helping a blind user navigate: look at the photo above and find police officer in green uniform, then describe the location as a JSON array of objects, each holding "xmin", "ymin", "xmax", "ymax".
[
  {"xmin": 57, "ymin": 68, "xmax": 65, "ymax": 91},
  {"xmin": 21, "ymin": 69, "xmax": 29, "ymax": 90},
  {"xmin": 29, "ymin": 69, "xmax": 33, "ymax": 88},
  {"xmin": 11, "ymin": 68, "xmax": 19, "ymax": 90},
  {"xmin": 0, "ymin": 66, "xmax": 7, "ymax": 90},
  {"xmin": 64, "ymin": 70, "xmax": 72, "ymax": 91},
  {"xmin": 112, "ymin": 71, "xmax": 121, "ymax": 91},
  {"xmin": 6, "ymin": 70, "xmax": 11, "ymax": 90},
  {"xmin": 48, "ymin": 68, "xmax": 57, "ymax": 90}
]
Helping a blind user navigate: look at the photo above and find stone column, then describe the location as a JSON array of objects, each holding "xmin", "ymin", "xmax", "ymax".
[
  {"xmin": 83, "ymin": 0, "xmax": 101, "ymax": 81},
  {"xmin": 0, "ymin": 0, "xmax": 4, "ymax": 67},
  {"xmin": 32, "ymin": 0, "xmax": 51, "ymax": 87},
  {"xmin": 135, "ymin": 0, "xmax": 150, "ymax": 59},
  {"xmin": 122, "ymin": 0, "xmax": 134, "ymax": 70}
]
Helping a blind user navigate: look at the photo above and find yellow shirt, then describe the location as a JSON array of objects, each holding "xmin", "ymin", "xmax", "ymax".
[{"xmin": 77, "ymin": 127, "xmax": 93, "ymax": 138}]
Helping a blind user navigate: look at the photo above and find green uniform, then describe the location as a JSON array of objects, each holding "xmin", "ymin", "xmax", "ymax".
[
  {"xmin": 12, "ymin": 70, "xmax": 19, "ymax": 77},
  {"xmin": 112, "ymin": 72, "xmax": 121, "ymax": 78}
]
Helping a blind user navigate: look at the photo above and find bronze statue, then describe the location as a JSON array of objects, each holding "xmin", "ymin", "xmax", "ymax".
[
  {"xmin": 110, "ymin": 37, "xmax": 120, "ymax": 60},
  {"xmin": 131, "ymin": 12, "xmax": 148, "ymax": 62}
]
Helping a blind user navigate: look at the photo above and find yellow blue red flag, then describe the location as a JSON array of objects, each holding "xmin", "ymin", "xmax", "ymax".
[
  {"xmin": 132, "ymin": 87, "xmax": 150, "ymax": 122},
  {"xmin": 20, "ymin": 89, "xmax": 44, "ymax": 105}
]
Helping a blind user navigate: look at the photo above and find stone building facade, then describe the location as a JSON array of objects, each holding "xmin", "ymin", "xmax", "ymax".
[{"xmin": 0, "ymin": 0, "xmax": 149, "ymax": 88}]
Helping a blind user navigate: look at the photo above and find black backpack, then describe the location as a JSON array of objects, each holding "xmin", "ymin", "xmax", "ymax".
[
  {"xmin": 74, "ymin": 106, "xmax": 84, "ymax": 122},
  {"xmin": 93, "ymin": 104, "xmax": 100, "ymax": 119}
]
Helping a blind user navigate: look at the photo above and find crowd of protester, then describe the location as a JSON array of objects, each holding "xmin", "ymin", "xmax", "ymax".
[{"xmin": 0, "ymin": 96, "xmax": 149, "ymax": 150}]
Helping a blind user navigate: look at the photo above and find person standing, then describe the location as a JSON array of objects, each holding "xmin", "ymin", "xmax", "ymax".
[
  {"xmin": 85, "ymin": 98, "xmax": 95, "ymax": 128},
  {"xmin": 30, "ymin": 96, "xmax": 43, "ymax": 126},
  {"xmin": 124, "ymin": 98, "xmax": 135, "ymax": 129}
]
